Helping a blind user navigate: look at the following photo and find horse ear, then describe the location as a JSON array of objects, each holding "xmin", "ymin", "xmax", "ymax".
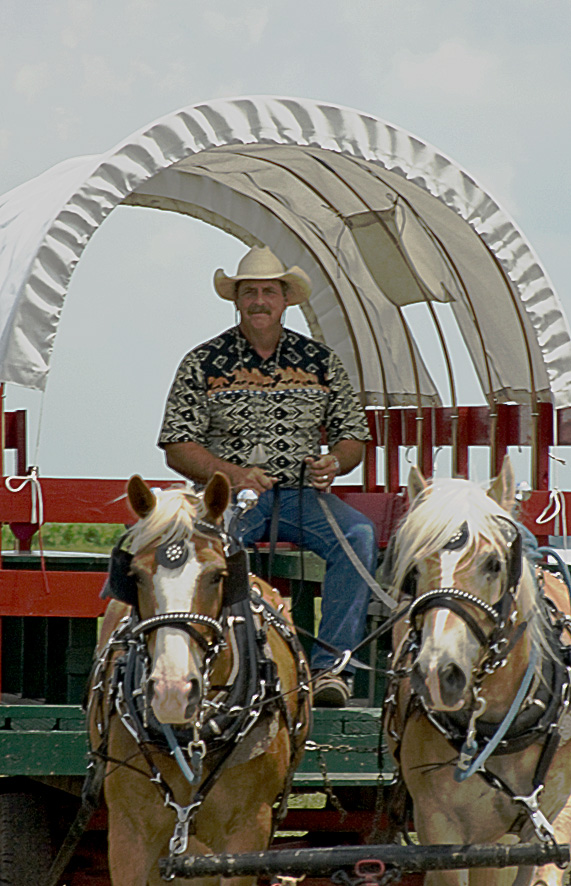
[
  {"xmin": 488, "ymin": 455, "xmax": 516, "ymax": 513},
  {"xmin": 408, "ymin": 465, "xmax": 428, "ymax": 503},
  {"xmin": 203, "ymin": 472, "xmax": 231, "ymax": 523},
  {"xmin": 127, "ymin": 475, "xmax": 156, "ymax": 518}
]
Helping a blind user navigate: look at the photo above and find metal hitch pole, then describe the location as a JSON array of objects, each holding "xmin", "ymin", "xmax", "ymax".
[{"xmin": 159, "ymin": 842, "xmax": 570, "ymax": 880}]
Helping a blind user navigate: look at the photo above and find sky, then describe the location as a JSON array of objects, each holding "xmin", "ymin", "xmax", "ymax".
[{"xmin": 1, "ymin": 0, "xmax": 570, "ymax": 489}]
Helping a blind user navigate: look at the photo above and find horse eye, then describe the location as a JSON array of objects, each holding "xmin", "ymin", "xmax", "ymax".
[
  {"xmin": 483, "ymin": 554, "xmax": 501, "ymax": 575},
  {"xmin": 402, "ymin": 566, "xmax": 418, "ymax": 596},
  {"xmin": 204, "ymin": 568, "xmax": 226, "ymax": 587}
]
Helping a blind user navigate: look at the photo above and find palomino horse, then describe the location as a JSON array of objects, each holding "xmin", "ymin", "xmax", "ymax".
[
  {"xmin": 88, "ymin": 472, "xmax": 311, "ymax": 886},
  {"xmin": 384, "ymin": 458, "xmax": 571, "ymax": 886}
]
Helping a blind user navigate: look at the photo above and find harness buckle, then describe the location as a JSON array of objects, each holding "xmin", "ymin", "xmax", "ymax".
[
  {"xmin": 187, "ymin": 737, "xmax": 207, "ymax": 778},
  {"xmin": 512, "ymin": 785, "xmax": 555, "ymax": 843},
  {"xmin": 489, "ymin": 637, "xmax": 509, "ymax": 655},
  {"xmin": 455, "ymin": 742, "xmax": 478, "ymax": 776},
  {"xmin": 330, "ymin": 649, "xmax": 352, "ymax": 676}
]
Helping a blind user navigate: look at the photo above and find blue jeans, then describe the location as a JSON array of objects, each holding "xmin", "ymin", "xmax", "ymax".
[{"xmin": 238, "ymin": 488, "xmax": 377, "ymax": 674}]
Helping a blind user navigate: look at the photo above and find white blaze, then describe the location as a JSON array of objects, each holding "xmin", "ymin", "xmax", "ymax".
[
  {"xmin": 149, "ymin": 545, "xmax": 203, "ymax": 724},
  {"xmin": 439, "ymin": 548, "xmax": 464, "ymax": 588},
  {"xmin": 420, "ymin": 547, "xmax": 473, "ymax": 711}
]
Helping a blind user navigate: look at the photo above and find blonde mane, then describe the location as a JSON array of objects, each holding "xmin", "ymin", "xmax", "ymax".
[
  {"xmin": 393, "ymin": 478, "xmax": 515, "ymax": 591},
  {"xmin": 126, "ymin": 486, "xmax": 202, "ymax": 554}
]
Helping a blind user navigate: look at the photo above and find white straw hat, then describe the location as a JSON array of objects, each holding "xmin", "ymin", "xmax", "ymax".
[{"xmin": 213, "ymin": 246, "xmax": 311, "ymax": 305}]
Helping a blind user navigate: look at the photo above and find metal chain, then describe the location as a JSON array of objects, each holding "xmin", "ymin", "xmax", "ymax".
[
  {"xmin": 368, "ymin": 774, "xmax": 391, "ymax": 845},
  {"xmin": 313, "ymin": 748, "xmax": 347, "ymax": 820},
  {"xmin": 303, "ymin": 739, "xmax": 381, "ymax": 823},
  {"xmin": 304, "ymin": 740, "xmax": 379, "ymax": 754}
]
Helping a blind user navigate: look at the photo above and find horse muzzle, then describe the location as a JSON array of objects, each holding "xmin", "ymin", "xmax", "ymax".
[
  {"xmin": 411, "ymin": 657, "xmax": 469, "ymax": 711},
  {"xmin": 149, "ymin": 675, "xmax": 203, "ymax": 725}
]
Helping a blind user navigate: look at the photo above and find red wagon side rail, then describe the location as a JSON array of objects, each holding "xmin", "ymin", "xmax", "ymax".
[{"xmin": 1, "ymin": 401, "xmax": 569, "ymax": 623}]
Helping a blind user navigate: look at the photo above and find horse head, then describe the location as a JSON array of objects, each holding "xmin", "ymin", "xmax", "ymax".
[
  {"xmin": 117, "ymin": 472, "xmax": 231, "ymax": 726},
  {"xmin": 391, "ymin": 457, "xmax": 527, "ymax": 713}
]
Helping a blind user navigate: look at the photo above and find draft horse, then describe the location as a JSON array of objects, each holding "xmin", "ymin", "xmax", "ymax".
[
  {"xmin": 88, "ymin": 472, "xmax": 312, "ymax": 886},
  {"xmin": 384, "ymin": 458, "xmax": 571, "ymax": 886}
]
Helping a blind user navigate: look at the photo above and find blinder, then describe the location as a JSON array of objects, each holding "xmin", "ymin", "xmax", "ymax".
[
  {"xmin": 222, "ymin": 548, "xmax": 251, "ymax": 607},
  {"xmin": 104, "ymin": 535, "xmax": 252, "ymax": 610},
  {"xmin": 387, "ymin": 518, "xmax": 523, "ymax": 604},
  {"xmin": 381, "ymin": 535, "xmax": 418, "ymax": 598},
  {"xmin": 505, "ymin": 520, "xmax": 523, "ymax": 595},
  {"xmin": 105, "ymin": 543, "xmax": 139, "ymax": 607},
  {"xmin": 443, "ymin": 521, "xmax": 469, "ymax": 551}
]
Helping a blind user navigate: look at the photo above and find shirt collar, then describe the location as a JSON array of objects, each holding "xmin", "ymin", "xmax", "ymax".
[{"xmin": 233, "ymin": 325, "xmax": 287, "ymax": 360}]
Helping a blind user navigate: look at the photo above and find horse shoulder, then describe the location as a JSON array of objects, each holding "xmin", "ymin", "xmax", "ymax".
[
  {"xmin": 542, "ymin": 569, "xmax": 571, "ymax": 624},
  {"xmin": 254, "ymin": 577, "xmax": 312, "ymax": 738}
]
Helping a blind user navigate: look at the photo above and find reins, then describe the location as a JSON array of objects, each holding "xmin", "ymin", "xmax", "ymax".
[{"xmin": 248, "ymin": 463, "xmax": 401, "ymax": 681}]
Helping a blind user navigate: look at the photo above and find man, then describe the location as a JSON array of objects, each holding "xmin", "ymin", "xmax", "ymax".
[{"xmin": 159, "ymin": 245, "xmax": 377, "ymax": 707}]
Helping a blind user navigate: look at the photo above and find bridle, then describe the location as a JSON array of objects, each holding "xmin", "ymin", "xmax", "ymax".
[
  {"xmin": 99, "ymin": 507, "xmax": 259, "ymax": 770},
  {"xmin": 130, "ymin": 611, "xmax": 226, "ymax": 651},
  {"xmin": 105, "ymin": 512, "xmax": 251, "ymax": 649},
  {"xmin": 405, "ymin": 520, "xmax": 524, "ymax": 680}
]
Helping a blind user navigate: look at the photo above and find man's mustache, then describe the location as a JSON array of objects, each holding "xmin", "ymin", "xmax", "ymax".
[{"xmin": 246, "ymin": 306, "xmax": 271, "ymax": 315}]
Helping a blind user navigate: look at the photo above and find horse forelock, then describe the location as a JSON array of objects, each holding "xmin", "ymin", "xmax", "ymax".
[
  {"xmin": 392, "ymin": 478, "xmax": 515, "ymax": 594},
  {"xmin": 127, "ymin": 487, "xmax": 202, "ymax": 555}
]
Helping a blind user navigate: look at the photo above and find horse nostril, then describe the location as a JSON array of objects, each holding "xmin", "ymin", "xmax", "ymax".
[
  {"xmin": 439, "ymin": 662, "xmax": 466, "ymax": 706},
  {"xmin": 185, "ymin": 678, "xmax": 202, "ymax": 714},
  {"xmin": 410, "ymin": 661, "xmax": 427, "ymax": 699}
]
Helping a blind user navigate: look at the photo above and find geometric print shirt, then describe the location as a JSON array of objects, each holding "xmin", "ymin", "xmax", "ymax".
[{"xmin": 159, "ymin": 326, "xmax": 370, "ymax": 487}]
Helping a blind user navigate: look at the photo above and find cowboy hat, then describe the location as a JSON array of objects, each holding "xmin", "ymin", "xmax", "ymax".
[{"xmin": 213, "ymin": 246, "xmax": 311, "ymax": 305}]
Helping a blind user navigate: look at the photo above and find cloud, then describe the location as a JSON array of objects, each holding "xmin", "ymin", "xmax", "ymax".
[
  {"xmin": 154, "ymin": 60, "xmax": 192, "ymax": 95},
  {"xmin": 393, "ymin": 40, "xmax": 500, "ymax": 100},
  {"xmin": 147, "ymin": 220, "xmax": 196, "ymax": 270},
  {"xmin": 81, "ymin": 54, "xmax": 155, "ymax": 97},
  {"xmin": 53, "ymin": 107, "xmax": 81, "ymax": 142},
  {"xmin": 0, "ymin": 129, "xmax": 10, "ymax": 164},
  {"xmin": 61, "ymin": 0, "xmax": 94, "ymax": 49},
  {"xmin": 126, "ymin": 0, "xmax": 159, "ymax": 14},
  {"xmin": 202, "ymin": 5, "xmax": 270, "ymax": 45},
  {"xmin": 13, "ymin": 64, "xmax": 50, "ymax": 101}
]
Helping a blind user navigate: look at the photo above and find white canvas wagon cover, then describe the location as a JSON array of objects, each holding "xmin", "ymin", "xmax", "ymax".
[{"xmin": 0, "ymin": 95, "xmax": 569, "ymax": 411}]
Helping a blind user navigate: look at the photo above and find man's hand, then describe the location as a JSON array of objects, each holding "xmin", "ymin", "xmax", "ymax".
[
  {"xmin": 163, "ymin": 442, "xmax": 278, "ymax": 495},
  {"xmin": 305, "ymin": 453, "xmax": 340, "ymax": 490},
  {"xmin": 230, "ymin": 465, "xmax": 278, "ymax": 495}
]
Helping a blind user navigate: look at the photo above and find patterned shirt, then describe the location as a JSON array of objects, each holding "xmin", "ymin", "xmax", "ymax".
[{"xmin": 159, "ymin": 326, "xmax": 370, "ymax": 486}]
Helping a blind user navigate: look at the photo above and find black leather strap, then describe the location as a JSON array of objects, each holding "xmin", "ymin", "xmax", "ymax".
[{"xmin": 267, "ymin": 483, "xmax": 281, "ymax": 582}]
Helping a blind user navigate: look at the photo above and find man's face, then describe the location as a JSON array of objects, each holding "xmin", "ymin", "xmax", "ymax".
[{"xmin": 235, "ymin": 279, "xmax": 288, "ymax": 332}]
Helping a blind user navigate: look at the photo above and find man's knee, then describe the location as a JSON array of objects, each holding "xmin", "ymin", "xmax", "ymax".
[
  {"xmin": 328, "ymin": 511, "xmax": 377, "ymax": 570},
  {"xmin": 350, "ymin": 519, "xmax": 377, "ymax": 563}
]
